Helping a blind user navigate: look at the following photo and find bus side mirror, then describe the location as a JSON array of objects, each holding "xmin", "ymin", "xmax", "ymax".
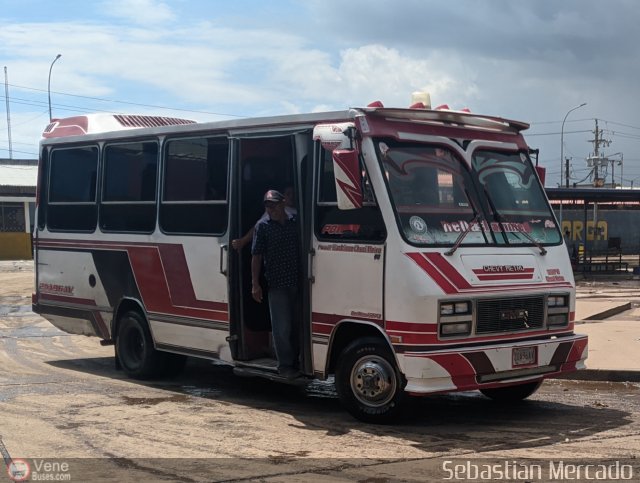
[{"xmin": 332, "ymin": 149, "xmax": 363, "ymax": 210}]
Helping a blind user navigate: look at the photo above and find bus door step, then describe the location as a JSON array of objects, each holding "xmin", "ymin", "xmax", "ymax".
[{"xmin": 233, "ymin": 366, "xmax": 308, "ymax": 386}]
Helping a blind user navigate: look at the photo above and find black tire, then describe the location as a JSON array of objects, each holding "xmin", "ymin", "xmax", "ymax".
[
  {"xmin": 116, "ymin": 311, "xmax": 167, "ymax": 379},
  {"xmin": 335, "ymin": 337, "xmax": 406, "ymax": 423},
  {"xmin": 164, "ymin": 353, "xmax": 188, "ymax": 376},
  {"xmin": 480, "ymin": 380, "xmax": 542, "ymax": 402}
]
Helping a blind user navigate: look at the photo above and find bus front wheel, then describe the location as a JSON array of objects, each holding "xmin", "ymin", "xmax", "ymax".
[
  {"xmin": 335, "ymin": 338, "xmax": 405, "ymax": 423},
  {"xmin": 480, "ymin": 380, "xmax": 542, "ymax": 402},
  {"xmin": 116, "ymin": 311, "xmax": 166, "ymax": 379}
]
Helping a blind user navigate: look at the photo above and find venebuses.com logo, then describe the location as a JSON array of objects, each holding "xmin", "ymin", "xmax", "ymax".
[
  {"xmin": 7, "ymin": 459, "xmax": 72, "ymax": 481},
  {"xmin": 7, "ymin": 459, "xmax": 30, "ymax": 482}
]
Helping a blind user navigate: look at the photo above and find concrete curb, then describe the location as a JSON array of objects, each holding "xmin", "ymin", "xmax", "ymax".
[
  {"xmin": 581, "ymin": 301, "xmax": 632, "ymax": 321},
  {"xmin": 557, "ymin": 369, "xmax": 640, "ymax": 383}
]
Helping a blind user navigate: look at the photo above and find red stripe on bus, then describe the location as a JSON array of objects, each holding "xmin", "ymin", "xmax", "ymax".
[
  {"xmin": 36, "ymin": 239, "xmax": 229, "ymax": 315},
  {"xmin": 423, "ymin": 253, "xmax": 473, "ymax": 290},
  {"xmin": 475, "ymin": 273, "xmax": 535, "ymax": 281},
  {"xmin": 405, "ymin": 252, "xmax": 458, "ymax": 294},
  {"xmin": 386, "ymin": 320, "xmax": 437, "ymax": 332}
]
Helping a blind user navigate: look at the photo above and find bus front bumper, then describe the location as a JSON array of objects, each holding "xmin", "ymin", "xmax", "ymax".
[{"xmin": 399, "ymin": 333, "xmax": 588, "ymax": 395}]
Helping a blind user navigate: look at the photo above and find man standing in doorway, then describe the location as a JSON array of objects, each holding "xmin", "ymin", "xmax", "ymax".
[{"xmin": 251, "ymin": 189, "xmax": 300, "ymax": 379}]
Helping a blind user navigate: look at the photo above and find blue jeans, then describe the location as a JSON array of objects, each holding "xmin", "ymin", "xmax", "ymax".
[{"xmin": 268, "ymin": 286, "xmax": 299, "ymax": 371}]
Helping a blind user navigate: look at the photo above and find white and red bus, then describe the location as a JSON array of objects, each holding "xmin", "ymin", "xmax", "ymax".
[{"xmin": 33, "ymin": 101, "xmax": 587, "ymax": 422}]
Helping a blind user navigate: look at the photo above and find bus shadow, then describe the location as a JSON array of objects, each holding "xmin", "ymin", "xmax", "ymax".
[{"xmin": 47, "ymin": 356, "xmax": 633, "ymax": 455}]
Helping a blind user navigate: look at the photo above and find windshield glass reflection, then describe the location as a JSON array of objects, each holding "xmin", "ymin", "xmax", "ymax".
[{"xmin": 378, "ymin": 140, "xmax": 560, "ymax": 246}]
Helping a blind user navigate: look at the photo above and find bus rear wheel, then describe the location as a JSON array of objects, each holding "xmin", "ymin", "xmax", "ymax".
[
  {"xmin": 480, "ymin": 380, "xmax": 542, "ymax": 402},
  {"xmin": 116, "ymin": 311, "xmax": 167, "ymax": 379},
  {"xmin": 335, "ymin": 338, "xmax": 405, "ymax": 423}
]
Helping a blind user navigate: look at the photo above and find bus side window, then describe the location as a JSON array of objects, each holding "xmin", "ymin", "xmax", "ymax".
[
  {"xmin": 160, "ymin": 136, "xmax": 229, "ymax": 235},
  {"xmin": 315, "ymin": 145, "xmax": 386, "ymax": 242},
  {"xmin": 100, "ymin": 141, "xmax": 158, "ymax": 233},
  {"xmin": 47, "ymin": 146, "xmax": 99, "ymax": 232}
]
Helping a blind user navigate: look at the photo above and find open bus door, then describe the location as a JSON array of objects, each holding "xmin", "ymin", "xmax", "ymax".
[{"xmin": 226, "ymin": 132, "xmax": 312, "ymax": 380}]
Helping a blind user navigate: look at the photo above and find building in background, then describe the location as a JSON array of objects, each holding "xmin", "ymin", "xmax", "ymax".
[{"xmin": 0, "ymin": 158, "xmax": 37, "ymax": 259}]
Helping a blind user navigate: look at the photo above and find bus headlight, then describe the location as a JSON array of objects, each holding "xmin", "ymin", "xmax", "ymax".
[
  {"xmin": 547, "ymin": 295, "xmax": 568, "ymax": 307},
  {"xmin": 440, "ymin": 303, "xmax": 455, "ymax": 316},
  {"xmin": 440, "ymin": 301, "xmax": 471, "ymax": 315},
  {"xmin": 547, "ymin": 314, "xmax": 569, "ymax": 327},
  {"xmin": 440, "ymin": 321, "xmax": 472, "ymax": 336}
]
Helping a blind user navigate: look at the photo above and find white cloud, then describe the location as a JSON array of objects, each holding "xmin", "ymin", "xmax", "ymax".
[
  {"xmin": 337, "ymin": 45, "xmax": 473, "ymax": 108},
  {"xmin": 2, "ymin": 1, "xmax": 639, "ymax": 185},
  {"xmin": 266, "ymin": 44, "xmax": 478, "ymax": 112},
  {"xmin": 101, "ymin": 0, "xmax": 176, "ymax": 25}
]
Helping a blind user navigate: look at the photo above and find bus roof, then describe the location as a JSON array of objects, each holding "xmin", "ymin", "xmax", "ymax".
[
  {"xmin": 42, "ymin": 114, "xmax": 197, "ymax": 139},
  {"xmin": 363, "ymin": 107, "xmax": 529, "ymax": 133},
  {"xmin": 39, "ymin": 107, "xmax": 529, "ymax": 145}
]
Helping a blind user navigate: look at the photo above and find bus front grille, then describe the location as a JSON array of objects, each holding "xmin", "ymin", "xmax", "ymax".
[{"xmin": 476, "ymin": 296, "xmax": 545, "ymax": 334}]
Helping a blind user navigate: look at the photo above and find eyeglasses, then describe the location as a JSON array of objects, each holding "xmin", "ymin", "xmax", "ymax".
[{"xmin": 264, "ymin": 201, "xmax": 280, "ymax": 208}]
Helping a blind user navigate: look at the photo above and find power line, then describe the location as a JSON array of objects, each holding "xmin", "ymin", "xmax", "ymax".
[
  {"xmin": 527, "ymin": 129, "xmax": 591, "ymax": 137},
  {"xmin": 604, "ymin": 130, "xmax": 640, "ymax": 141},
  {"xmin": 0, "ymin": 140, "xmax": 37, "ymax": 147},
  {"xmin": 600, "ymin": 119, "xmax": 640, "ymax": 131},
  {"xmin": 7, "ymin": 82, "xmax": 244, "ymax": 118},
  {"xmin": 529, "ymin": 117, "xmax": 592, "ymax": 126},
  {"xmin": 0, "ymin": 147, "xmax": 37, "ymax": 156}
]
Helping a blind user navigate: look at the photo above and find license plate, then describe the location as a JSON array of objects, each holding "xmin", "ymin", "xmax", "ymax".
[{"xmin": 512, "ymin": 346, "xmax": 537, "ymax": 367}]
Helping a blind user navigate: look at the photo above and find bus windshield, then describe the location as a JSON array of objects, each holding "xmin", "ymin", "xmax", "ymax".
[{"xmin": 377, "ymin": 140, "xmax": 561, "ymax": 247}]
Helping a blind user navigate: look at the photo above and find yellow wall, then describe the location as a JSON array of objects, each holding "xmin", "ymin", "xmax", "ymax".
[{"xmin": 0, "ymin": 232, "xmax": 33, "ymax": 260}]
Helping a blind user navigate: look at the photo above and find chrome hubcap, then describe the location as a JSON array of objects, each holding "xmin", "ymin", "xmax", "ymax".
[{"xmin": 350, "ymin": 355, "xmax": 397, "ymax": 407}]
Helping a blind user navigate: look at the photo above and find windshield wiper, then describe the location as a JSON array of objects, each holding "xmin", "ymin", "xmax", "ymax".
[
  {"xmin": 511, "ymin": 227, "xmax": 547, "ymax": 255},
  {"xmin": 483, "ymin": 188, "xmax": 547, "ymax": 256},
  {"xmin": 445, "ymin": 213, "xmax": 482, "ymax": 256}
]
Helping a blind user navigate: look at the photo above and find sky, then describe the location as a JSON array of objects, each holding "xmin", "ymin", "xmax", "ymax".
[{"xmin": 1, "ymin": 0, "xmax": 639, "ymax": 187}]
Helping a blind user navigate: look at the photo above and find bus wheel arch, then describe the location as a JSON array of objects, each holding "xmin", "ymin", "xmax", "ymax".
[
  {"xmin": 113, "ymin": 301, "xmax": 187, "ymax": 379},
  {"xmin": 112, "ymin": 298, "xmax": 146, "ymax": 340},
  {"xmin": 326, "ymin": 321, "xmax": 395, "ymax": 375},
  {"xmin": 115, "ymin": 308, "xmax": 166, "ymax": 379},
  {"xmin": 328, "ymin": 323, "xmax": 406, "ymax": 423}
]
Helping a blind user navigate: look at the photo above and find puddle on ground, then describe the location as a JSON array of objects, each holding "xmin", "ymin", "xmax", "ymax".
[
  {"xmin": 0, "ymin": 324, "xmax": 66, "ymax": 338},
  {"xmin": 304, "ymin": 377, "xmax": 338, "ymax": 399},
  {"xmin": 0, "ymin": 304, "xmax": 33, "ymax": 317},
  {"xmin": 179, "ymin": 386, "xmax": 222, "ymax": 398},
  {"xmin": 121, "ymin": 394, "xmax": 191, "ymax": 406}
]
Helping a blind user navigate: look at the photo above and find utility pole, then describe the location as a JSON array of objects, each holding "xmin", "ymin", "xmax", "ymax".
[
  {"xmin": 3, "ymin": 66, "xmax": 12, "ymax": 159},
  {"xmin": 607, "ymin": 153, "xmax": 623, "ymax": 188},
  {"xmin": 587, "ymin": 118, "xmax": 610, "ymax": 187},
  {"xmin": 620, "ymin": 153, "xmax": 623, "ymax": 187},
  {"xmin": 593, "ymin": 119, "xmax": 600, "ymax": 183}
]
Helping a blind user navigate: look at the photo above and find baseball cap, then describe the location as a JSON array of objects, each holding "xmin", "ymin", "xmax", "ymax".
[{"xmin": 263, "ymin": 190, "xmax": 285, "ymax": 203}]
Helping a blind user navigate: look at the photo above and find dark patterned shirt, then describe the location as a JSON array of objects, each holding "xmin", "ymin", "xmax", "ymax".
[{"xmin": 252, "ymin": 216, "xmax": 300, "ymax": 288}]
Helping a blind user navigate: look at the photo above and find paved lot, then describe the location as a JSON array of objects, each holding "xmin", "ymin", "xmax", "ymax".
[
  {"xmin": 572, "ymin": 279, "xmax": 640, "ymax": 379},
  {"xmin": 1, "ymin": 261, "xmax": 639, "ymax": 481}
]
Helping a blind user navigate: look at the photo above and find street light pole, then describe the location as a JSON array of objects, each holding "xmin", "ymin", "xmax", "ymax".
[
  {"xmin": 48, "ymin": 54, "xmax": 62, "ymax": 121},
  {"xmin": 559, "ymin": 102, "xmax": 587, "ymax": 228},
  {"xmin": 560, "ymin": 102, "xmax": 587, "ymax": 188}
]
